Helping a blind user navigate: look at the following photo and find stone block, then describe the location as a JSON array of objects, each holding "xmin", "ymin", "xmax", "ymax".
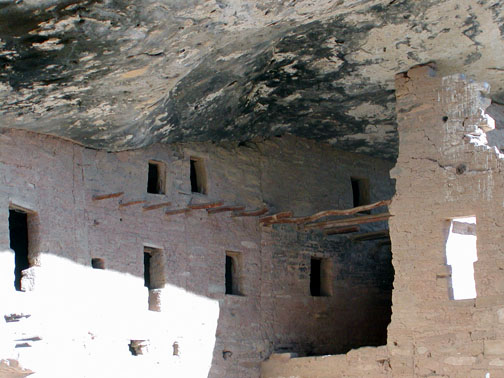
[
  {"xmin": 148, "ymin": 289, "xmax": 162, "ymax": 312},
  {"xmin": 444, "ymin": 356, "xmax": 477, "ymax": 366},
  {"xmin": 485, "ymin": 340, "xmax": 504, "ymax": 355}
]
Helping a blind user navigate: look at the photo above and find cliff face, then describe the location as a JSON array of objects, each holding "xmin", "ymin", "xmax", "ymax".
[{"xmin": 1, "ymin": 0, "xmax": 503, "ymax": 159}]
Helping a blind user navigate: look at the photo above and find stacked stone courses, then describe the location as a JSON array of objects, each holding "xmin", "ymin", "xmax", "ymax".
[
  {"xmin": 0, "ymin": 130, "xmax": 394, "ymax": 377},
  {"xmin": 263, "ymin": 65, "xmax": 504, "ymax": 378}
]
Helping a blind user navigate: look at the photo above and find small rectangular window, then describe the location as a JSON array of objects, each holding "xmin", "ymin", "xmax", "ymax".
[
  {"xmin": 144, "ymin": 251, "xmax": 151, "ymax": 288},
  {"xmin": 91, "ymin": 258, "xmax": 105, "ymax": 269},
  {"xmin": 190, "ymin": 157, "xmax": 207, "ymax": 194},
  {"xmin": 147, "ymin": 160, "xmax": 166, "ymax": 194},
  {"xmin": 144, "ymin": 247, "xmax": 165, "ymax": 312},
  {"xmin": 143, "ymin": 247, "xmax": 165, "ymax": 290},
  {"xmin": 310, "ymin": 257, "xmax": 332, "ymax": 297},
  {"xmin": 225, "ymin": 251, "xmax": 243, "ymax": 296},
  {"xmin": 446, "ymin": 216, "xmax": 477, "ymax": 300},
  {"xmin": 351, "ymin": 177, "xmax": 370, "ymax": 208}
]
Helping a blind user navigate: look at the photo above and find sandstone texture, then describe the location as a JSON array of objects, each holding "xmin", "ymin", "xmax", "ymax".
[
  {"xmin": 1, "ymin": 0, "xmax": 503, "ymax": 159},
  {"xmin": 2, "ymin": 1, "xmax": 504, "ymax": 377}
]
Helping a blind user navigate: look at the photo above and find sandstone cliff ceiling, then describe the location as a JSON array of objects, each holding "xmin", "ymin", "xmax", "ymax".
[{"xmin": 0, "ymin": 0, "xmax": 503, "ymax": 159}]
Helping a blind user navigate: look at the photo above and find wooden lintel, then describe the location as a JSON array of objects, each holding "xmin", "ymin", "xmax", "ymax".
[
  {"xmin": 267, "ymin": 218, "xmax": 302, "ymax": 224},
  {"xmin": 350, "ymin": 230, "xmax": 390, "ymax": 241},
  {"xmin": 188, "ymin": 201, "xmax": 224, "ymax": 210},
  {"xmin": 259, "ymin": 211, "xmax": 293, "ymax": 224},
  {"xmin": 207, "ymin": 206, "xmax": 245, "ymax": 215},
  {"xmin": 92, "ymin": 192, "xmax": 124, "ymax": 201},
  {"xmin": 323, "ymin": 226, "xmax": 360, "ymax": 235},
  {"xmin": 304, "ymin": 212, "xmax": 391, "ymax": 230},
  {"xmin": 119, "ymin": 200, "xmax": 146, "ymax": 208},
  {"xmin": 266, "ymin": 200, "xmax": 391, "ymax": 225},
  {"xmin": 232, "ymin": 207, "xmax": 269, "ymax": 217},
  {"xmin": 142, "ymin": 202, "xmax": 172, "ymax": 211},
  {"xmin": 165, "ymin": 208, "xmax": 191, "ymax": 216}
]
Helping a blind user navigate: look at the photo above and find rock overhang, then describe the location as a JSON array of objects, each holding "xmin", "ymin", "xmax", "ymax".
[{"xmin": 0, "ymin": 0, "xmax": 503, "ymax": 160}]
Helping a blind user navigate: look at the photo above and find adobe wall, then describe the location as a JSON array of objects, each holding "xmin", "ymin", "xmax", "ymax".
[
  {"xmin": 0, "ymin": 131, "xmax": 394, "ymax": 378},
  {"xmin": 387, "ymin": 65, "xmax": 504, "ymax": 377},
  {"xmin": 262, "ymin": 65, "xmax": 504, "ymax": 378}
]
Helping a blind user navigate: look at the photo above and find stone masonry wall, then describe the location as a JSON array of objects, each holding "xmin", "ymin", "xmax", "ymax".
[
  {"xmin": 0, "ymin": 130, "xmax": 394, "ymax": 378},
  {"xmin": 262, "ymin": 225, "xmax": 393, "ymax": 357},
  {"xmin": 262, "ymin": 65, "xmax": 504, "ymax": 378},
  {"xmin": 387, "ymin": 65, "xmax": 504, "ymax": 378}
]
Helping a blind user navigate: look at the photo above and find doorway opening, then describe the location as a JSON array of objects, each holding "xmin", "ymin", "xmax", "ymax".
[{"xmin": 9, "ymin": 208, "xmax": 31, "ymax": 291}]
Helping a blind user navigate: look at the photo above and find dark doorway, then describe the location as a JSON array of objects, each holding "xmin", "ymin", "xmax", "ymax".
[
  {"xmin": 9, "ymin": 209, "xmax": 29, "ymax": 291},
  {"xmin": 143, "ymin": 247, "xmax": 165, "ymax": 291},
  {"xmin": 225, "ymin": 255, "xmax": 233, "ymax": 295},
  {"xmin": 144, "ymin": 252, "xmax": 151, "ymax": 289},
  {"xmin": 143, "ymin": 247, "xmax": 165, "ymax": 312},
  {"xmin": 310, "ymin": 257, "xmax": 332, "ymax": 297},
  {"xmin": 310, "ymin": 258, "xmax": 322, "ymax": 296}
]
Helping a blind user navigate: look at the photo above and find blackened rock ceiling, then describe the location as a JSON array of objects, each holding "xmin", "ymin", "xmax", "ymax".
[{"xmin": 0, "ymin": 0, "xmax": 503, "ymax": 159}]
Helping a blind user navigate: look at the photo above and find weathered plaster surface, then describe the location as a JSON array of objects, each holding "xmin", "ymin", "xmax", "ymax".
[
  {"xmin": 1, "ymin": 1, "xmax": 503, "ymax": 158},
  {"xmin": 262, "ymin": 65, "xmax": 504, "ymax": 377},
  {"xmin": 0, "ymin": 132, "xmax": 394, "ymax": 377}
]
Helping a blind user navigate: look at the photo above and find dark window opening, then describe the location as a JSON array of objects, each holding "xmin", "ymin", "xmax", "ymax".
[
  {"xmin": 190, "ymin": 157, "xmax": 207, "ymax": 194},
  {"xmin": 143, "ymin": 247, "xmax": 165, "ymax": 290},
  {"xmin": 225, "ymin": 255, "xmax": 233, "ymax": 294},
  {"xmin": 91, "ymin": 258, "xmax": 105, "ymax": 269},
  {"xmin": 143, "ymin": 251, "xmax": 152, "ymax": 289},
  {"xmin": 147, "ymin": 161, "xmax": 165, "ymax": 194},
  {"xmin": 225, "ymin": 252, "xmax": 242, "ymax": 295},
  {"xmin": 351, "ymin": 177, "xmax": 370, "ymax": 210},
  {"xmin": 310, "ymin": 258, "xmax": 321, "ymax": 296},
  {"xmin": 190, "ymin": 159, "xmax": 198, "ymax": 192},
  {"xmin": 144, "ymin": 247, "xmax": 165, "ymax": 311},
  {"xmin": 9, "ymin": 209, "xmax": 30, "ymax": 291},
  {"xmin": 310, "ymin": 257, "xmax": 331, "ymax": 297}
]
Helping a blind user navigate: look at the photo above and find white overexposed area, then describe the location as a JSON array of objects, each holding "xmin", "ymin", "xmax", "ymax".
[
  {"xmin": 445, "ymin": 216, "xmax": 478, "ymax": 300},
  {"xmin": 0, "ymin": 252, "xmax": 219, "ymax": 378}
]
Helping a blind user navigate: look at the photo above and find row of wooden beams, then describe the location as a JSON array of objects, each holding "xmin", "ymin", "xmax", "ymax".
[
  {"xmin": 92, "ymin": 192, "xmax": 124, "ymax": 201},
  {"xmin": 260, "ymin": 200, "xmax": 391, "ymax": 225},
  {"xmin": 323, "ymin": 226, "xmax": 359, "ymax": 235},
  {"xmin": 259, "ymin": 211, "xmax": 293, "ymax": 225},
  {"xmin": 304, "ymin": 212, "xmax": 391, "ymax": 230},
  {"xmin": 95, "ymin": 194, "xmax": 268, "ymax": 220},
  {"xmin": 188, "ymin": 201, "xmax": 224, "ymax": 210},
  {"xmin": 119, "ymin": 200, "xmax": 146, "ymax": 208},
  {"xmin": 143, "ymin": 202, "xmax": 172, "ymax": 211},
  {"xmin": 165, "ymin": 208, "xmax": 191, "ymax": 216},
  {"xmin": 350, "ymin": 230, "xmax": 389, "ymax": 241},
  {"xmin": 232, "ymin": 207, "xmax": 269, "ymax": 217},
  {"xmin": 207, "ymin": 206, "xmax": 245, "ymax": 215}
]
